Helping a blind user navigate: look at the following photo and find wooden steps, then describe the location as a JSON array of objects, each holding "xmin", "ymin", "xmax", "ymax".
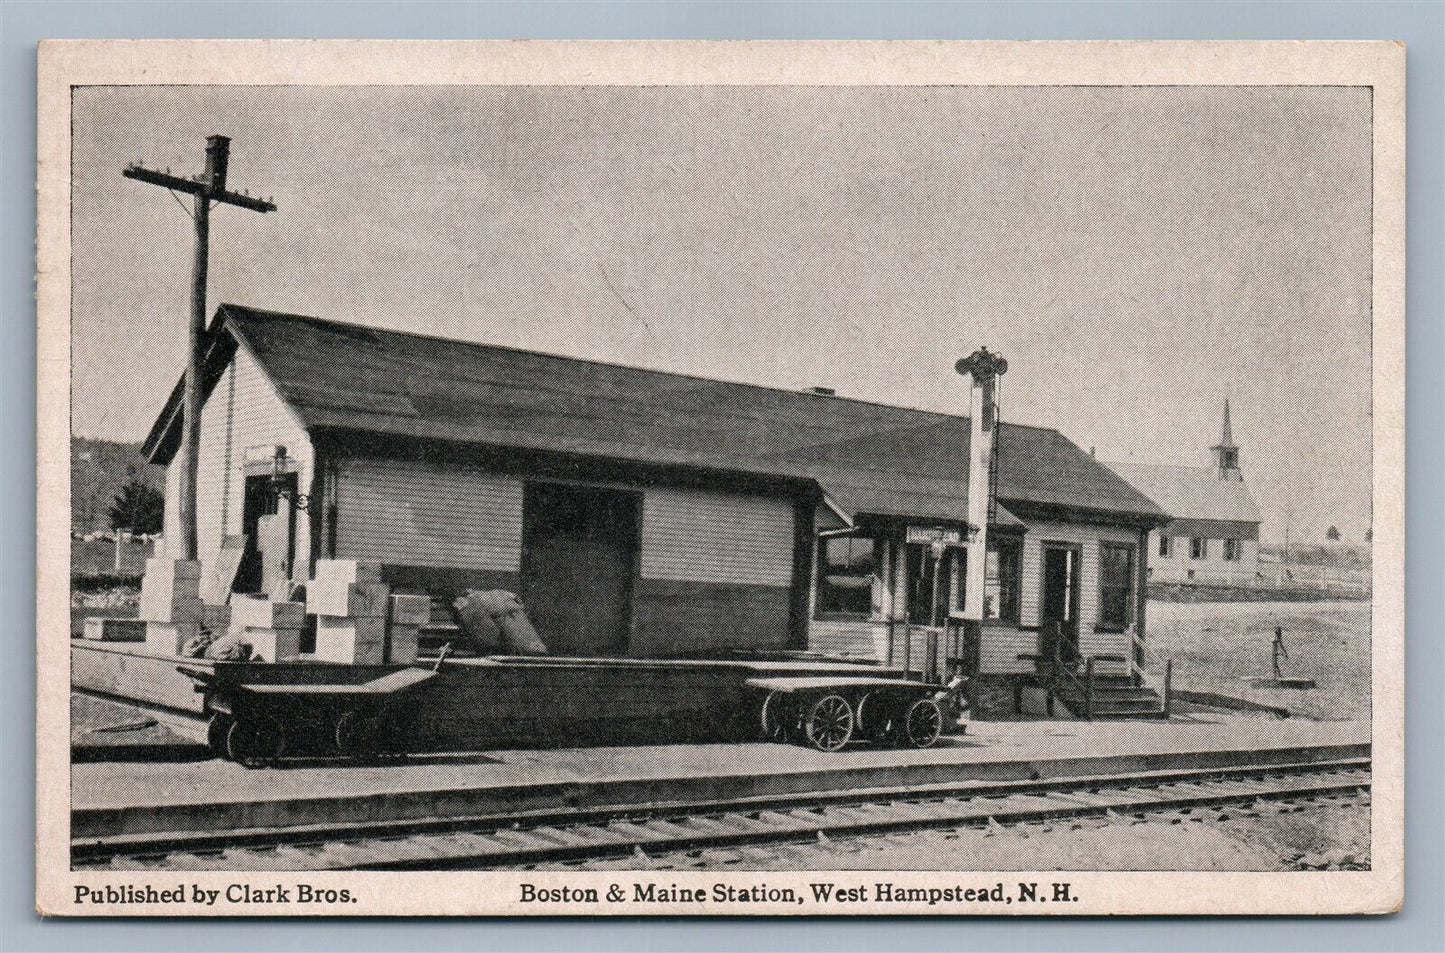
[{"xmin": 1056, "ymin": 676, "xmax": 1167, "ymax": 720}]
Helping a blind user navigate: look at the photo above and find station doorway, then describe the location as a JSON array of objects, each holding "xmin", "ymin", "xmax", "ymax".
[
  {"xmin": 521, "ymin": 482, "xmax": 641, "ymax": 656},
  {"xmin": 1039, "ymin": 542, "xmax": 1081, "ymax": 664}
]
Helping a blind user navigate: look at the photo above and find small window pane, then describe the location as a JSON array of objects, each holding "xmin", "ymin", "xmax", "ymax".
[
  {"xmin": 817, "ymin": 536, "xmax": 877, "ymax": 616},
  {"xmin": 984, "ymin": 535, "xmax": 1021, "ymax": 623},
  {"xmin": 1098, "ymin": 542, "xmax": 1135, "ymax": 630}
]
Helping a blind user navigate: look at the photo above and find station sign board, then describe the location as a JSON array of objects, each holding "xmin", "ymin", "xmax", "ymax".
[{"xmin": 905, "ymin": 525, "xmax": 964, "ymax": 547}]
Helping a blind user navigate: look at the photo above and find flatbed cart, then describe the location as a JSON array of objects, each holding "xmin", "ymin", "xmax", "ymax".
[
  {"xmin": 178, "ymin": 662, "xmax": 441, "ymax": 768},
  {"xmin": 747, "ymin": 675, "xmax": 956, "ymax": 752}
]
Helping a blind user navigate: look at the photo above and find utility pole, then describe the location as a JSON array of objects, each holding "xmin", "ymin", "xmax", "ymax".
[{"xmin": 124, "ymin": 136, "xmax": 276, "ymax": 561}]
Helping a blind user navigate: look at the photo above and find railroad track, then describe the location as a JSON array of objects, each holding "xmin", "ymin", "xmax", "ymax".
[{"xmin": 74, "ymin": 759, "xmax": 1369, "ymax": 872}]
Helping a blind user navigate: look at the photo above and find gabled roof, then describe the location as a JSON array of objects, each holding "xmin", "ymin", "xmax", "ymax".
[
  {"xmin": 1104, "ymin": 460, "xmax": 1261, "ymax": 524},
  {"xmin": 145, "ymin": 304, "xmax": 1169, "ymax": 527}
]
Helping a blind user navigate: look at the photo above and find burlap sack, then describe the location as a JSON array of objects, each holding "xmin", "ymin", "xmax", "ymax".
[
  {"xmin": 203, "ymin": 632, "xmax": 255, "ymax": 662},
  {"xmin": 454, "ymin": 589, "xmax": 547, "ymax": 655},
  {"xmin": 452, "ymin": 590, "xmax": 504, "ymax": 653}
]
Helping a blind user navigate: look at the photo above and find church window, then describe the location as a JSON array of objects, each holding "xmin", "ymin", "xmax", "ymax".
[
  {"xmin": 1223, "ymin": 539, "xmax": 1241, "ymax": 561},
  {"xmin": 1190, "ymin": 537, "xmax": 1207, "ymax": 560}
]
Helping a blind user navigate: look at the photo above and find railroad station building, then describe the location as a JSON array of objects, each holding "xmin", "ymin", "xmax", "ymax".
[{"xmin": 143, "ymin": 304, "xmax": 1169, "ymax": 680}]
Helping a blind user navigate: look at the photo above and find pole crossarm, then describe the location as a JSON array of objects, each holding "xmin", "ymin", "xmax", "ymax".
[
  {"xmin": 122, "ymin": 135, "xmax": 276, "ymax": 562},
  {"xmin": 123, "ymin": 165, "xmax": 277, "ymax": 213}
]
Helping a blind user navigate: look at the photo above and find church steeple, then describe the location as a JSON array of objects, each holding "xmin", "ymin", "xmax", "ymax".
[{"xmin": 1211, "ymin": 399, "xmax": 1242, "ymax": 481}]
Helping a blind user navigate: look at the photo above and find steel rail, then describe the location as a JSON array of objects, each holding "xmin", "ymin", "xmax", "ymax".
[{"xmin": 75, "ymin": 759, "xmax": 1369, "ymax": 871}]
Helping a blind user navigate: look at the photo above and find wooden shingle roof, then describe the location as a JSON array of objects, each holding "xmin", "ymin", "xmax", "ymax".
[
  {"xmin": 1105, "ymin": 460, "xmax": 1261, "ymax": 525},
  {"xmin": 145, "ymin": 304, "xmax": 1168, "ymax": 528}
]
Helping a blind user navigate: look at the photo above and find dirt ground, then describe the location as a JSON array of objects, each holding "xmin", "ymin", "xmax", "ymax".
[
  {"xmin": 602, "ymin": 796, "xmax": 1372, "ymax": 872},
  {"xmin": 70, "ymin": 693, "xmax": 202, "ymax": 759},
  {"xmin": 1145, "ymin": 600, "xmax": 1371, "ymax": 721}
]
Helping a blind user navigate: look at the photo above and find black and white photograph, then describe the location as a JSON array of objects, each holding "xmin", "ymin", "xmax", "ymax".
[{"xmin": 37, "ymin": 39, "xmax": 1404, "ymax": 917}]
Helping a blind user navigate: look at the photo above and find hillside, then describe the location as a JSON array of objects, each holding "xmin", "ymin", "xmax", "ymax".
[{"xmin": 71, "ymin": 436, "xmax": 163, "ymax": 536}]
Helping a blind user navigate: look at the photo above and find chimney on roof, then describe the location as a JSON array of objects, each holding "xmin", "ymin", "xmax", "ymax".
[{"xmin": 805, "ymin": 386, "xmax": 837, "ymax": 397}]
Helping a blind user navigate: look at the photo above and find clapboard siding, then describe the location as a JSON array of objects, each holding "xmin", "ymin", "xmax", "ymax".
[
  {"xmin": 334, "ymin": 457, "xmax": 523, "ymax": 571},
  {"xmin": 1016, "ymin": 518, "xmax": 1138, "ymax": 675},
  {"xmin": 632, "ymin": 579, "xmax": 792, "ymax": 657},
  {"xmin": 640, "ymin": 488, "xmax": 795, "ymax": 585},
  {"xmin": 979, "ymin": 625, "xmax": 1041, "ymax": 675},
  {"xmin": 808, "ymin": 619, "xmax": 886, "ymax": 660},
  {"xmin": 165, "ymin": 348, "xmax": 313, "ymax": 576}
]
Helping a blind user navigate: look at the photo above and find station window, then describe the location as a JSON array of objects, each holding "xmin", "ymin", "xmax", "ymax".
[
  {"xmin": 1223, "ymin": 538, "xmax": 1241, "ymax": 561},
  {"xmin": 1190, "ymin": 537, "xmax": 1207, "ymax": 560},
  {"xmin": 815, "ymin": 535, "xmax": 877, "ymax": 617},
  {"xmin": 1158, "ymin": 535, "xmax": 1173, "ymax": 558},
  {"xmin": 984, "ymin": 535, "xmax": 1022, "ymax": 624},
  {"xmin": 1098, "ymin": 542, "xmax": 1136, "ymax": 631}
]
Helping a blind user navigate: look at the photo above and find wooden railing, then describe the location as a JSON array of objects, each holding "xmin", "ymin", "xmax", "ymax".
[
  {"xmin": 1128, "ymin": 625, "xmax": 1174, "ymax": 717},
  {"xmin": 883, "ymin": 619, "xmax": 948, "ymax": 685},
  {"xmin": 1015, "ymin": 622, "xmax": 1173, "ymax": 719}
]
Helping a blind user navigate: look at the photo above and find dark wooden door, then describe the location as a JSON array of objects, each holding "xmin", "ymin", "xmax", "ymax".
[
  {"xmin": 521, "ymin": 482, "xmax": 640, "ymax": 657},
  {"xmin": 236, "ymin": 473, "xmax": 296, "ymax": 594},
  {"xmin": 905, "ymin": 543, "xmax": 953, "ymax": 627},
  {"xmin": 1039, "ymin": 543, "xmax": 1081, "ymax": 663}
]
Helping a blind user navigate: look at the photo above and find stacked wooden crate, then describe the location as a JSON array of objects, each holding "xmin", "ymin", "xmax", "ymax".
[
  {"xmin": 229, "ymin": 594, "xmax": 305, "ymax": 662},
  {"xmin": 388, "ymin": 593, "xmax": 430, "ymax": 665},
  {"xmin": 308, "ymin": 560, "xmax": 389, "ymax": 664},
  {"xmin": 81, "ymin": 617, "xmax": 146, "ymax": 642},
  {"xmin": 138, "ymin": 558, "xmax": 203, "ymax": 655},
  {"xmin": 304, "ymin": 560, "xmax": 431, "ymax": 665}
]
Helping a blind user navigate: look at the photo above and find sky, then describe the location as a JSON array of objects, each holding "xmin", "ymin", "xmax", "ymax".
[{"xmin": 70, "ymin": 85, "xmax": 1374, "ymax": 544}]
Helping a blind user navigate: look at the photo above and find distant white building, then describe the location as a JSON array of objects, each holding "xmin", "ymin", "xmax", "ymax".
[{"xmin": 1106, "ymin": 401, "xmax": 1262, "ymax": 586}]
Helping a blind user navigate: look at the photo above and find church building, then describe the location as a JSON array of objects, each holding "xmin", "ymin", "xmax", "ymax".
[{"xmin": 1105, "ymin": 402, "xmax": 1262, "ymax": 587}]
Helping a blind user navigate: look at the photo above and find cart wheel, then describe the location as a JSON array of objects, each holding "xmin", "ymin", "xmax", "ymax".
[
  {"xmin": 760, "ymin": 691, "xmax": 791, "ymax": 742},
  {"xmin": 898, "ymin": 698, "xmax": 943, "ymax": 749},
  {"xmin": 335, "ymin": 709, "xmax": 386, "ymax": 760},
  {"xmin": 853, "ymin": 692, "xmax": 892, "ymax": 742},
  {"xmin": 206, "ymin": 713, "xmax": 234, "ymax": 760},
  {"xmin": 803, "ymin": 694, "xmax": 854, "ymax": 752},
  {"xmin": 227, "ymin": 716, "xmax": 285, "ymax": 768}
]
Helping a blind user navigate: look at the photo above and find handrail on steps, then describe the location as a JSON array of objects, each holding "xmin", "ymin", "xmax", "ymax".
[
  {"xmin": 1126, "ymin": 624, "xmax": 1174, "ymax": 717},
  {"xmin": 1016, "ymin": 622, "xmax": 1172, "ymax": 719}
]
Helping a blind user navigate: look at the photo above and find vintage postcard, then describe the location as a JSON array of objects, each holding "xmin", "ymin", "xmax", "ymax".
[{"xmin": 37, "ymin": 40, "xmax": 1404, "ymax": 916}]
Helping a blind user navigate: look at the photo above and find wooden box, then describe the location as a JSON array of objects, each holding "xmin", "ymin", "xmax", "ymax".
[
  {"xmin": 389, "ymin": 594, "xmax": 432, "ymax": 627},
  {"xmin": 307, "ymin": 580, "xmax": 391, "ymax": 619},
  {"xmin": 240, "ymin": 626, "xmax": 303, "ymax": 663},
  {"xmin": 231, "ymin": 595, "xmax": 306, "ymax": 631},
  {"xmin": 82, "ymin": 617, "xmax": 146, "ymax": 642},
  {"xmin": 387, "ymin": 624, "xmax": 420, "ymax": 665},
  {"xmin": 145, "ymin": 621, "xmax": 200, "ymax": 656}
]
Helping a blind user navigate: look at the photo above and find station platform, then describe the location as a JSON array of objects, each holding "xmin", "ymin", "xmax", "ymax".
[{"xmin": 71, "ymin": 716, "xmax": 1369, "ymax": 840}]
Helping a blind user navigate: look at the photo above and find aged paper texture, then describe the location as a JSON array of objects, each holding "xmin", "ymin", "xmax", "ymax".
[{"xmin": 37, "ymin": 39, "xmax": 1404, "ymax": 916}]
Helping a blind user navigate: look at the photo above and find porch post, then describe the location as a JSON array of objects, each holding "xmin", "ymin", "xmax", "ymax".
[{"xmin": 1136, "ymin": 525, "xmax": 1150, "ymax": 676}]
